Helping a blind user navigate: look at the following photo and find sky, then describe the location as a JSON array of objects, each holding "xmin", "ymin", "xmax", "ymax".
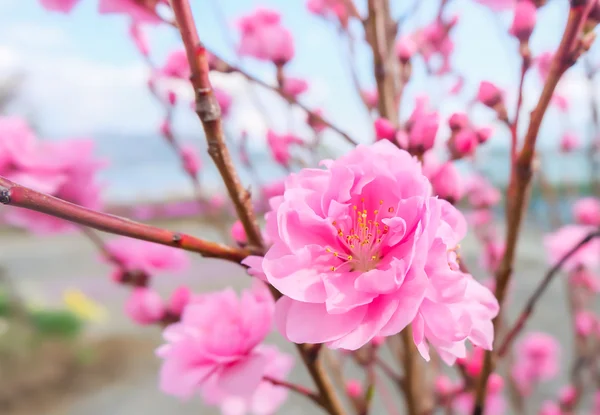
[{"xmin": 0, "ymin": 0, "xmax": 599, "ymax": 157}]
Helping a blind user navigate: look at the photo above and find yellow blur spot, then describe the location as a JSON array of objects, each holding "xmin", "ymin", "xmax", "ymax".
[{"xmin": 63, "ymin": 289, "xmax": 108, "ymax": 323}]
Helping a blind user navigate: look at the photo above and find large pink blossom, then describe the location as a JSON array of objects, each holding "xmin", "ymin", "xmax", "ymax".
[
  {"xmin": 237, "ymin": 8, "xmax": 294, "ymax": 65},
  {"xmin": 104, "ymin": 237, "xmax": 190, "ymax": 275},
  {"xmin": 39, "ymin": 0, "xmax": 80, "ymax": 12},
  {"xmin": 99, "ymin": 0, "xmax": 165, "ymax": 24},
  {"xmin": 511, "ymin": 332, "xmax": 560, "ymax": 395},
  {"xmin": 261, "ymin": 141, "xmax": 490, "ymax": 351},
  {"xmin": 157, "ymin": 283, "xmax": 277, "ymax": 400},
  {"xmin": 544, "ymin": 225, "xmax": 600, "ymax": 271},
  {"xmin": 202, "ymin": 345, "xmax": 294, "ymax": 415},
  {"xmin": 573, "ymin": 197, "xmax": 600, "ymax": 226}
]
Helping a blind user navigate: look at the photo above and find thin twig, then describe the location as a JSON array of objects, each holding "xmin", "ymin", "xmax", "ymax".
[
  {"xmin": 497, "ymin": 229, "xmax": 600, "ymax": 357},
  {"xmin": 263, "ymin": 376, "xmax": 325, "ymax": 408},
  {"xmin": 0, "ymin": 175, "xmax": 248, "ymax": 263},
  {"xmin": 472, "ymin": 3, "xmax": 595, "ymax": 413}
]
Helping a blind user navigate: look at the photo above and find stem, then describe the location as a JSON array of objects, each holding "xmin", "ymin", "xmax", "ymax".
[
  {"xmin": 375, "ymin": 356, "xmax": 405, "ymax": 390},
  {"xmin": 170, "ymin": 0, "xmax": 264, "ymax": 250},
  {"xmin": 497, "ymin": 229, "xmax": 600, "ymax": 357},
  {"xmin": 263, "ymin": 376, "xmax": 324, "ymax": 408},
  {"xmin": 401, "ymin": 327, "xmax": 429, "ymax": 415},
  {"xmin": 0, "ymin": 176, "xmax": 249, "ymax": 263},
  {"xmin": 511, "ymin": 56, "xmax": 530, "ymax": 163},
  {"xmin": 472, "ymin": 4, "xmax": 594, "ymax": 413}
]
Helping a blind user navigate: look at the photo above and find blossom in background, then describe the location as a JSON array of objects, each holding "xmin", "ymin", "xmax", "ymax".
[
  {"xmin": 214, "ymin": 88, "xmax": 233, "ymax": 118},
  {"xmin": 266, "ymin": 130, "xmax": 304, "ymax": 167},
  {"xmin": 231, "ymin": 220, "xmax": 248, "ymax": 245},
  {"xmin": 572, "ymin": 197, "xmax": 600, "ymax": 226},
  {"xmin": 454, "ymin": 373, "xmax": 506, "ymax": 415},
  {"xmin": 544, "ymin": 225, "xmax": 600, "ymax": 271},
  {"xmin": 477, "ymin": 81, "xmax": 504, "ymax": 108},
  {"xmin": 535, "ymin": 51, "xmax": 554, "ymax": 81},
  {"xmin": 104, "ymin": 237, "xmax": 190, "ymax": 275},
  {"xmin": 473, "ymin": 0, "xmax": 516, "ymax": 11},
  {"xmin": 99, "ymin": 0, "xmax": 165, "ymax": 24},
  {"xmin": 538, "ymin": 401, "xmax": 561, "ymax": 415},
  {"xmin": 401, "ymin": 96, "xmax": 440, "ymax": 153},
  {"xmin": 281, "ymin": 77, "xmax": 309, "ymax": 98},
  {"xmin": 38, "ymin": 0, "xmax": 80, "ymax": 13},
  {"xmin": 126, "ymin": 287, "xmax": 166, "ymax": 325},
  {"xmin": 307, "ymin": 0, "xmax": 349, "ymax": 26},
  {"xmin": 560, "ymin": 132, "xmax": 579, "ymax": 152},
  {"xmin": 465, "ymin": 175, "xmax": 502, "ymax": 209},
  {"xmin": 422, "ymin": 154, "xmax": 464, "ymax": 203},
  {"xmin": 157, "ymin": 282, "xmax": 289, "ymax": 408},
  {"xmin": 509, "ymin": 0, "xmax": 537, "ymax": 43},
  {"xmin": 258, "ymin": 141, "xmax": 496, "ymax": 352},
  {"xmin": 159, "ymin": 49, "xmax": 191, "ymax": 80},
  {"xmin": 180, "ymin": 145, "xmax": 201, "ymax": 178},
  {"xmin": 511, "ymin": 332, "xmax": 560, "ymax": 395},
  {"xmin": 237, "ymin": 8, "xmax": 294, "ymax": 65},
  {"xmin": 362, "ymin": 89, "xmax": 379, "ymax": 110}
]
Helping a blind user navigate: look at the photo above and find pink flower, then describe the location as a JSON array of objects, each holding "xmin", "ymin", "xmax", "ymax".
[
  {"xmin": 559, "ymin": 385, "xmax": 577, "ymax": 407},
  {"xmin": 237, "ymin": 8, "xmax": 294, "ymax": 65},
  {"xmin": 457, "ymin": 347, "xmax": 485, "ymax": 377},
  {"xmin": 569, "ymin": 268, "xmax": 600, "ymax": 292},
  {"xmin": 282, "ymin": 77, "xmax": 309, "ymax": 98},
  {"xmin": 396, "ymin": 36, "xmax": 417, "ymax": 62},
  {"xmin": 544, "ymin": 225, "xmax": 600, "ymax": 271},
  {"xmin": 231, "ymin": 220, "xmax": 248, "ymax": 245},
  {"xmin": 536, "ymin": 52, "xmax": 554, "ymax": 80},
  {"xmin": 362, "ymin": 89, "xmax": 379, "ymax": 110},
  {"xmin": 448, "ymin": 112, "xmax": 469, "ymax": 131},
  {"xmin": 511, "ymin": 332, "xmax": 560, "ymax": 395},
  {"xmin": 538, "ymin": 401, "xmax": 561, "ymax": 415},
  {"xmin": 573, "ymin": 197, "xmax": 600, "ymax": 226},
  {"xmin": 454, "ymin": 373, "xmax": 505, "ymax": 415},
  {"xmin": 160, "ymin": 49, "xmax": 190, "ymax": 79},
  {"xmin": 346, "ymin": 379, "xmax": 363, "ymax": 398},
  {"xmin": 423, "ymin": 156, "xmax": 464, "ymax": 203},
  {"xmin": 405, "ymin": 96, "xmax": 440, "ymax": 153},
  {"xmin": 39, "ymin": 0, "xmax": 79, "ymax": 12},
  {"xmin": 261, "ymin": 179, "xmax": 285, "ymax": 202},
  {"xmin": 125, "ymin": 287, "xmax": 165, "ymax": 325},
  {"xmin": 575, "ymin": 311, "xmax": 597, "ymax": 337},
  {"xmin": 374, "ymin": 118, "xmax": 396, "ymax": 141},
  {"xmin": 551, "ymin": 93, "xmax": 569, "ymax": 112},
  {"xmin": 266, "ymin": 130, "xmax": 303, "ymax": 167},
  {"xmin": 242, "ymin": 256, "xmax": 268, "ymax": 282},
  {"xmin": 180, "ymin": 145, "xmax": 201, "ymax": 177},
  {"xmin": 307, "ymin": 0, "xmax": 349, "ymax": 26},
  {"xmin": 465, "ymin": 175, "xmax": 501, "ymax": 209},
  {"xmin": 168, "ymin": 286, "xmax": 191, "ymax": 316},
  {"xmin": 434, "ymin": 375, "xmax": 455, "ymax": 396},
  {"xmin": 104, "ymin": 237, "xmax": 190, "ymax": 274},
  {"xmin": 510, "ymin": 0, "xmax": 537, "ymax": 43},
  {"xmin": 129, "ymin": 23, "xmax": 149, "ymax": 56},
  {"xmin": 307, "ymin": 109, "xmax": 327, "ymax": 133},
  {"xmin": 476, "ymin": 127, "xmax": 494, "ymax": 143},
  {"xmin": 452, "ymin": 130, "xmax": 480, "ymax": 157},
  {"xmin": 99, "ymin": 0, "xmax": 164, "ymax": 24},
  {"xmin": 214, "ymin": 88, "xmax": 232, "ymax": 118},
  {"xmin": 477, "ymin": 81, "xmax": 503, "ymax": 108},
  {"xmin": 264, "ymin": 141, "xmax": 481, "ymax": 350},
  {"xmin": 415, "ymin": 21, "xmax": 455, "ymax": 74},
  {"xmin": 203, "ymin": 345, "xmax": 294, "ymax": 415},
  {"xmin": 560, "ymin": 132, "xmax": 579, "ymax": 152},
  {"xmin": 481, "ymin": 239, "xmax": 505, "ymax": 274},
  {"xmin": 473, "ymin": 0, "xmax": 516, "ymax": 11},
  {"xmin": 157, "ymin": 283, "xmax": 276, "ymax": 400}
]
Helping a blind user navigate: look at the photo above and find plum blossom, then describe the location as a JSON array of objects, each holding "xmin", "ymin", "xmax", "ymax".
[
  {"xmin": 180, "ymin": 145, "xmax": 201, "ymax": 177},
  {"xmin": 535, "ymin": 52, "xmax": 554, "ymax": 80},
  {"xmin": 214, "ymin": 88, "xmax": 233, "ymax": 118},
  {"xmin": 401, "ymin": 96, "xmax": 440, "ymax": 154},
  {"xmin": 159, "ymin": 49, "xmax": 190, "ymax": 80},
  {"xmin": 262, "ymin": 141, "xmax": 496, "ymax": 351},
  {"xmin": 396, "ymin": 36, "xmax": 417, "ymax": 62},
  {"xmin": 477, "ymin": 81, "xmax": 504, "ymax": 108},
  {"xmin": 538, "ymin": 401, "xmax": 561, "ymax": 415},
  {"xmin": 544, "ymin": 225, "xmax": 600, "ymax": 271},
  {"xmin": 362, "ymin": 89, "xmax": 379, "ymax": 110},
  {"xmin": 345, "ymin": 379, "xmax": 363, "ymax": 398},
  {"xmin": 414, "ymin": 19, "xmax": 456, "ymax": 74},
  {"xmin": 39, "ymin": 0, "xmax": 80, "ymax": 13},
  {"xmin": 374, "ymin": 118, "xmax": 396, "ymax": 141},
  {"xmin": 560, "ymin": 132, "xmax": 579, "ymax": 152},
  {"xmin": 266, "ymin": 130, "xmax": 303, "ymax": 167},
  {"xmin": 99, "ymin": 0, "xmax": 165, "ymax": 24},
  {"xmin": 573, "ymin": 197, "xmax": 600, "ymax": 226},
  {"xmin": 168, "ymin": 286, "xmax": 191, "ymax": 316},
  {"xmin": 511, "ymin": 332, "xmax": 560, "ymax": 395},
  {"xmin": 307, "ymin": 0, "xmax": 349, "ymax": 26},
  {"xmin": 281, "ymin": 77, "xmax": 309, "ymax": 98},
  {"xmin": 231, "ymin": 220, "xmax": 248, "ymax": 245},
  {"xmin": 237, "ymin": 8, "xmax": 294, "ymax": 65},
  {"xmin": 465, "ymin": 175, "xmax": 502, "ymax": 209},
  {"xmin": 454, "ymin": 373, "xmax": 506, "ymax": 415},
  {"xmin": 510, "ymin": 0, "xmax": 537, "ymax": 43},
  {"xmin": 126, "ymin": 287, "xmax": 166, "ymax": 325},
  {"xmin": 422, "ymin": 154, "xmax": 463, "ymax": 203},
  {"xmin": 157, "ymin": 283, "xmax": 281, "ymax": 402},
  {"xmin": 104, "ymin": 237, "xmax": 190, "ymax": 275},
  {"xmin": 575, "ymin": 311, "xmax": 597, "ymax": 336}
]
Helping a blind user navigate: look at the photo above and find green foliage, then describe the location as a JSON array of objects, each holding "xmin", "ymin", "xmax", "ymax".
[
  {"xmin": 29, "ymin": 309, "xmax": 83, "ymax": 339},
  {"xmin": 0, "ymin": 290, "xmax": 10, "ymax": 317}
]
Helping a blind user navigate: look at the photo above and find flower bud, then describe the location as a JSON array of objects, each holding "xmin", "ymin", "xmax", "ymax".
[
  {"xmin": 477, "ymin": 81, "xmax": 503, "ymax": 108},
  {"xmin": 231, "ymin": 220, "xmax": 248, "ymax": 245},
  {"xmin": 168, "ymin": 286, "xmax": 191, "ymax": 316},
  {"xmin": 448, "ymin": 112, "xmax": 469, "ymax": 131},
  {"xmin": 510, "ymin": 0, "xmax": 537, "ymax": 43},
  {"xmin": 374, "ymin": 118, "xmax": 396, "ymax": 141},
  {"xmin": 345, "ymin": 379, "xmax": 363, "ymax": 398},
  {"xmin": 396, "ymin": 36, "xmax": 417, "ymax": 63},
  {"xmin": 125, "ymin": 287, "xmax": 165, "ymax": 325}
]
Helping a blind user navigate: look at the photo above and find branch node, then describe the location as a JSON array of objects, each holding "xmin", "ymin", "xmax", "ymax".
[
  {"xmin": 195, "ymin": 91, "xmax": 222, "ymax": 122},
  {"xmin": 0, "ymin": 189, "xmax": 10, "ymax": 205}
]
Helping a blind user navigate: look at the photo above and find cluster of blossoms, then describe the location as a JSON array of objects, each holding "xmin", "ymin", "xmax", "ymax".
[{"xmin": 0, "ymin": 117, "xmax": 105, "ymax": 234}]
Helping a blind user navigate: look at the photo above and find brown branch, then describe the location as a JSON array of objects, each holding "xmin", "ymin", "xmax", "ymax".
[
  {"xmin": 0, "ymin": 175, "xmax": 249, "ymax": 263},
  {"xmin": 401, "ymin": 327, "xmax": 430, "ymax": 415},
  {"xmin": 170, "ymin": 0, "xmax": 264, "ymax": 250},
  {"xmin": 497, "ymin": 229, "xmax": 600, "ymax": 357},
  {"xmin": 510, "ymin": 54, "xmax": 531, "ymax": 163},
  {"xmin": 472, "ymin": 3, "xmax": 595, "ymax": 414},
  {"xmin": 263, "ymin": 376, "xmax": 325, "ymax": 408}
]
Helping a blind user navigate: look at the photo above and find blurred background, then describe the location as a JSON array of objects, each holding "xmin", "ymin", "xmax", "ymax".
[{"xmin": 0, "ymin": 0, "xmax": 599, "ymax": 414}]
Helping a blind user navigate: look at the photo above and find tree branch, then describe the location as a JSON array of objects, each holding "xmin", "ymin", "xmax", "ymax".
[
  {"xmin": 0, "ymin": 176, "xmax": 249, "ymax": 263},
  {"xmin": 472, "ymin": 3, "xmax": 595, "ymax": 413},
  {"xmin": 263, "ymin": 376, "xmax": 325, "ymax": 408}
]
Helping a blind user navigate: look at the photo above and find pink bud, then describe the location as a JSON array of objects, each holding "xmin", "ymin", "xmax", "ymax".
[
  {"xmin": 39, "ymin": 0, "xmax": 79, "ymax": 13},
  {"xmin": 477, "ymin": 81, "xmax": 503, "ymax": 107},
  {"xmin": 125, "ymin": 287, "xmax": 165, "ymax": 325},
  {"xmin": 475, "ymin": 126, "xmax": 494, "ymax": 143},
  {"xmin": 395, "ymin": 129, "xmax": 409, "ymax": 148},
  {"xmin": 535, "ymin": 51, "xmax": 554, "ymax": 80},
  {"xmin": 374, "ymin": 118, "xmax": 396, "ymax": 141},
  {"xmin": 575, "ymin": 311, "xmax": 596, "ymax": 337},
  {"xmin": 573, "ymin": 197, "xmax": 600, "ymax": 226},
  {"xmin": 371, "ymin": 336, "xmax": 385, "ymax": 347},
  {"xmin": 282, "ymin": 77, "xmax": 309, "ymax": 98},
  {"xmin": 430, "ymin": 162, "xmax": 463, "ymax": 203},
  {"xmin": 551, "ymin": 93, "xmax": 569, "ymax": 112},
  {"xmin": 510, "ymin": 0, "xmax": 537, "ymax": 43},
  {"xmin": 487, "ymin": 373, "xmax": 504, "ymax": 394},
  {"xmin": 434, "ymin": 375, "xmax": 453, "ymax": 396},
  {"xmin": 307, "ymin": 109, "xmax": 327, "ymax": 133},
  {"xmin": 168, "ymin": 286, "xmax": 191, "ymax": 316},
  {"xmin": 448, "ymin": 112, "xmax": 469, "ymax": 131},
  {"xmin": 560, "ymin": 132, "xmax": 578, "ymax": 152},
  {"xmin": 180, "ymin": 145, "xmax": 201, "ymax": 177},
  {"xmin": 539, "ymin": 401, "xmax": 561, "ymax": 415},
  {"xmin": 167, "ymin": 90, "xmax": 177, "ymax": 106},
  {"xmin": 160, "ymin": 119, "xmax": 172, "ymax": 139},
  {"xmin": 396, "ymin": 36, "xmax": 417, "ymax": 62},
  {"xmin": 362, "ymin": 89, "xmax": 378, "ymax": 110},
  {"xmin": 230, "ymin": 220, "xmax": 248, "ymax": 244},
  {"xmin": 569, "ymin": 268, "xmax": 600, "ymax": 292},
  {"xmin": 214, "ymin": 88, "xmax": 232, "ymax": 118},
  {"xmin": 454, "ymin": 130, "xmax": 479, "ymax": 156},
  {"xmin": 345, "ymin": 379, "xmax": 363, "ymax": 398},
  {"xmin": 559, "ymin": 385, "xmax": 577, "ymax": 407}
]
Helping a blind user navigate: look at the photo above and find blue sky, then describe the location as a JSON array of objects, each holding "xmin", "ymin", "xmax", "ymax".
[{"xmin": 0, "ymin": 0, "xmax": 597, "ymax": 153}]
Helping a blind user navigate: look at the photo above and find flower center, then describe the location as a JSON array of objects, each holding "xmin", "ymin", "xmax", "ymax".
[{"xmin": 326, "ymin": 198, "xmax": 392, "ymax": 273}]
